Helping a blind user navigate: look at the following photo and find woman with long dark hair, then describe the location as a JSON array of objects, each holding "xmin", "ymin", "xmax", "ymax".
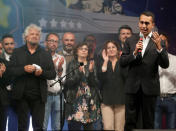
[{"xmin": 99, "ymin": 40, "xmax": 126, "ymax": 131}]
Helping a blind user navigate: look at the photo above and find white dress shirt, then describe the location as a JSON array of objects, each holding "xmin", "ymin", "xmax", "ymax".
[
  {"xmin": 139, "ymin": 32, "xmax": 153, "ymax": 57},
  {"xmin": 47, "ymin": 53, "xmax": 66, "ymax": 93},
  {"xmin": 159, "ymin": 53, "xmax": 176, "ymax": 94},
  {"xmin": 4, "ymin": 52, "xmax": 12, "ymax": 90},
  {"xmin": 4, "ymin": 52, "xmax": 11, "ymax": 61}
]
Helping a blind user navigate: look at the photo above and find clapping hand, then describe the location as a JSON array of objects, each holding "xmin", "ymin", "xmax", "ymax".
[
  {"xmin": 89, "ymin": 60, "xmax": 94, "ymax": 72},
  {"xmin": 102, "ymin": 49, "xmax": 109, "ymax": 62},
  {"xmin": 0, "ymin": 63, "xmax": 6, "ymax": 77},
  {"xmin": 152, "ymin": 31, "xmax": 162, "ymax": 50}
]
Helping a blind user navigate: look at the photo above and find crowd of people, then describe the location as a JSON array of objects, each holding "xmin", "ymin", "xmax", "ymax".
[{"xmin": 0, "ymin": 11, "xmax": 175, "ymax": 131}]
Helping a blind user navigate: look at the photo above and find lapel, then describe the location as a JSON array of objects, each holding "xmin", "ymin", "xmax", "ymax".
[
  {"xmin": 20, "ymin": 45, "xmax": 28, "ymax": 65},
  {"xmin": 0, "ymin": 52, "xmax": 6, "ymax": 60},
  {"xmin": 143, "ymin": 38, "xmax": 153, "ymax": 58}
]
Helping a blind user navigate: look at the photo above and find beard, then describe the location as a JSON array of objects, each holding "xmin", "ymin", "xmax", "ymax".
[
  {"xmin": 63, "ymin": 44, "xmax": 73, "ymax": 52},
  {"xmin": 28, "ymin": 40, "xmax": 39, "ymax": 46},
  {"xmin": 30, "ymin": 42, "xmax": 38, "ymax": 46}
]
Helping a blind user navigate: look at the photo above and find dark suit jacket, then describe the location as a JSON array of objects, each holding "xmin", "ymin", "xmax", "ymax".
[
  {"xmin": 119, "ymin": 34, "xmax": 169, "ymax": 95},
  {"xmin": 0, "ymin": 58, "xmax": 10, "ymax": 106},
  {"xmin": 8, "ymin": 45, "xmax": 56, "ymax": 102}
]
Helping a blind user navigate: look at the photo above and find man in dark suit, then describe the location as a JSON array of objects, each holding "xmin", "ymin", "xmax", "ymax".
[
  {"xmin": 0, "ymin": 41, "xmax": 10, "ymax": 131},
  {"xmin": 9, "ymin": 24, "xmax": 56, "ymax": 131},
  {"xmin": 119, "ymin": 11, "xmax": 169, "ymax": 131},
  {"xmin": 0, "ymin": 34, "xmax": 18, "ymax": 131}
]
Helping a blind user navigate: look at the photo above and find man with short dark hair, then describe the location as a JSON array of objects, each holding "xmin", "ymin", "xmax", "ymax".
[
  {"xmin": 120, "ymin": 11, "xmax": 169, "ymax": 131},
  {"xmin": 154, "ymin": 34, "xmax": 176, "ymax": 129},
  {"xmin": 43, "ymin": 32, "xmax": 66, "ymax": 131},
  {"xmin": 0, "ymin": 40, "xmax": 10, "ymax": 131},
  {"xmin": 1, "ymin": 34, "xmax": 17, "ymax": 131},
  {"xmin": 118, "ymin": 25, "xmax": 133, "ymax": 50},
  {"xmin": 1, "ymin": 34, "xmax": 15, "ymax": 59}
]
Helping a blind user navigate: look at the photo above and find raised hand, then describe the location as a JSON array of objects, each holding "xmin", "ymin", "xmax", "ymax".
[
  {"xmin": 102, "ymin": 49, "xmax": 109, "ymax": 62},
  {"xmin": 58, "ymin": 57, "xmax": 64, "ymax": 70},
  {"xmin": 89, "ymin": 60, "xmax": 94, "ymax": 72},
  {"xmin": 53, "ymin": 57, "xmax": 59, "ymax": 69},
  {"xmin": 79, "ymin": 65, "xmax": 85, "ymax": 74},
  {"xmin": 152, "ymin": 31, "xmax": 162, "ymax": 50},
  {"xmin": 0, "ymin": 63, "xmax": 6, "ymax": 77}
]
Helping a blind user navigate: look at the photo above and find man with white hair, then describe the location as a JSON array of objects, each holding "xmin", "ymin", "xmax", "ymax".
[{"xmin": 8, "ymin": 24, "xmax": 56, "ymax": 131}]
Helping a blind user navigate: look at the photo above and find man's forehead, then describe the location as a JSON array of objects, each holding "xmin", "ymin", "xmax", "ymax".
[
  {"xmin": 3, "ymin": 37, "xmax": 14, "ymax": 41},
  {"xmin": 139, "ymin": 15, "xmax": 153, "ymax": 22}
]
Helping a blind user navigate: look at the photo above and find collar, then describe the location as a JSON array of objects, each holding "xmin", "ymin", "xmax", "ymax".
[
  {"xmin": 139, "ymin": 32, "xmax": 153, "ymax": 39},
  {"xmin": 24, "ymin": 44, "xmax": 41, "ymax": 53},
  {"xmin": 63, "ymin": 50, "xmax": 73, "ymax": 56},
  {"xmin": 4, "ymin": 52, "xmax": 11, "ymax": 61}
]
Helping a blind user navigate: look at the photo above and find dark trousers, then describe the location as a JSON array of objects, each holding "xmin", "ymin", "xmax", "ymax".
[
  {"xmin": 15, "ymin": 98, "xmax": 45, "ymax": 131},
  {"xmin": 154, "ymin": 96, "xmax": 176, "ymax": 129},
  {"xmin": 68, "ymin": 120, "xmax": 94, "ymax": 130},
  {"xmin": 0, "ymin": 105, "xmax": 7, "ymax": 131},
  {"xmin": 125, "ymin": 88, "xmax": 157, "ymax": 131}
]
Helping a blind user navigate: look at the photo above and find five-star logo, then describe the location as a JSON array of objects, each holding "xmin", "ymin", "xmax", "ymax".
[{"xmin": 0, "ymin": 0, "xmax": 11, "ymax": 28}]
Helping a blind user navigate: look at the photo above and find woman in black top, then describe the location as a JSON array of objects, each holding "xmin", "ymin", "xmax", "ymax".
[{"xmin": 99, "ymin": 40, "xmax": 126, "ymax": 131}]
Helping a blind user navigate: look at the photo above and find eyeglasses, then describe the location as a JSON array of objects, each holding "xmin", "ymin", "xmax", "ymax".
[
  {"xmin": 78, "ymin": 47, "xmax": 88, "ymax": 51},
  {"xmin": 4, "ymin": 42, "xmax": 15, "ymax": 45},
  {"xmin": 47, "ymin": 39, "xmax": 58, "ymax": 43},
  {"xmin": 139, "ymin": 21, "xmax": 150, "ymax": 26}
]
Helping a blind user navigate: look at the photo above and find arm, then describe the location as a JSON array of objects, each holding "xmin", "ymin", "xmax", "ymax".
[
  {"xmin": 158, "ymin": 48, "xmax": 169, "ymax": 69},
  {"xmin": 119, "ymin": 38, "xmax": 137, "ymax": 67},
  {"xmin": 64, "ymin": 60, "xmax": 83, "ymax": 89},
  {"xmin": 8, "ymin": 50, "xmax": 27, "ymax": 77},
  {"xmin": 152, "ymin": 32, "xmax": 169, "ymax": 68},
  {"xmin": 60, "ymin": 57, "xmax": 66, "ymax": 81},
  {"xmin": 39, "ymin": 52, "xmax": 56, "ymax": 80}
]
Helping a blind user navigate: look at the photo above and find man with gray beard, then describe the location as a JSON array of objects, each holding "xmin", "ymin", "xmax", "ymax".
[{"xmin": 8, "ymin": 24, "xmax": 56, "ymax": 131}]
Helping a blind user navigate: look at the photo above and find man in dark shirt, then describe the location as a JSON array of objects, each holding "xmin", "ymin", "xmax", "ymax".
[{"xmin": 9, "ymin": 24, "xmax": 56, "ymax": 131}]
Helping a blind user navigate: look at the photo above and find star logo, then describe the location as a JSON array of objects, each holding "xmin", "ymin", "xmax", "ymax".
[
  {"xmin": 77, "ymin": 22, "xmax": 82, "ymax": 29},
  {"xmin": 38, "ymin": 18, "xmax": 47, "ymax": 27},
  {"xmin": 68, "ymin": 20, "xmax": 74, "ymax": 29},
  {"xmin": 0, "ymin": 0, "xmax": 11, "ymax": 28},
  {"xmin": 50, "ymin": 18, "xmax": 58, "ymax": 28},
  {"xmin": 60, "ymin": 19, "xmax": 67, "ymax": 28}
]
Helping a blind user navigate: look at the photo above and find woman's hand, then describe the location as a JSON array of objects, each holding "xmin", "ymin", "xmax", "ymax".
[{"xmin": 102, "ymin": 49, "xmax": 109, "ymax": 62}]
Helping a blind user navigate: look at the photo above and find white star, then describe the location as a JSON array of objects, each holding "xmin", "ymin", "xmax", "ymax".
[
  {"xmin": 77, "ymin": 22, "xmax": 82, "ymax": 29},
  {"xmin": 50, "ymin": 19, "xmax": 58, "ymax": 28},
  {"xmin": 60, "ymin": 20, "xmax": 67, "ymax": 28},
  {"xmin": 68, "ymin": 20, "xmax": 74, "ymax": 29},
  {"xmin": 38, "ymin": 18, "xmax": 47, "ymax": 27}
]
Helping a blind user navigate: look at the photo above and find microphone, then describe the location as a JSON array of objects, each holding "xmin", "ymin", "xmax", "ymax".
[
  {"xmin": 138, "ymin": 35, "xmax": 143, "ymax": 56},
  {"xmin": 79, "ymin": 62, "xmax": 84, "ymax": 66},
  {"xmin": 50, "ymin": 62, "xmax": 84, "ymax": 87}
]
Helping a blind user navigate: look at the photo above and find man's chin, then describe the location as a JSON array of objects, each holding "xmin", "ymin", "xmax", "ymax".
[
  {"xmin": 65, "ymin": 47, "xmax": 73, "ymax": 51},
  {"xmin": 30, "ymin": 42, "xmax": 38, "ymax": 46}
]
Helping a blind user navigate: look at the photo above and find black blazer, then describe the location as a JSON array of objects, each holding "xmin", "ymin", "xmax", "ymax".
[
  {"xmin": 119, "ymin": 34, "xmax": 169, "ymax": 95},
  {"xmin": 8, "ymin": 45, "xmax": 56, "ymax": 102},
  {"xmin": 0, "ymin": 58, "xmax": 10, "ymax": 106}
]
